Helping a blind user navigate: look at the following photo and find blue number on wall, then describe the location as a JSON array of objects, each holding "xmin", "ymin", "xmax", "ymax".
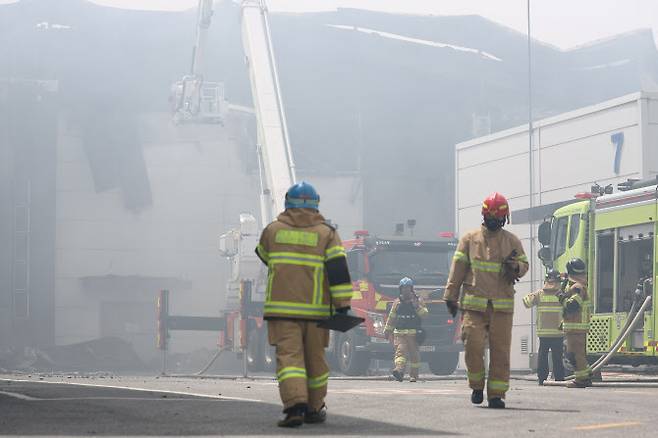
[{"xmin": 611, "ymin": 132, "xmax": 624, "ymax": 175}]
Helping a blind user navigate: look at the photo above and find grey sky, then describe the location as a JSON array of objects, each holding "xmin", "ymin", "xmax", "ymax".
[{"xmin": 3, "ymin": 0, "xmax": 657, "ymax": 49}]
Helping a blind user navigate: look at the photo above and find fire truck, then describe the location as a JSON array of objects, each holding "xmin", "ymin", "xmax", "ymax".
[
  {"xmin": 326, "ymin": 231, "xmax": 462, "ymax": 375},
  {"xmin": 536, "ymin": 177, "xmax": 658, "ymax": 366}
]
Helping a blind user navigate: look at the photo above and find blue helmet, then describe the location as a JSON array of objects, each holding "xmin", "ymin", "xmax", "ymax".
[
  {"xmin": 399, "ymin": 277, "xmax": 414, "ymax": 288},
  {"xmin": 285, "ymin": 181, "xmax": 320, "ymax": 210}
]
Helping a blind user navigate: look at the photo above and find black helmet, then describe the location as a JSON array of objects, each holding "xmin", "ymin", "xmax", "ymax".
[
  {"xmin": 545, "ymin": 269, "xmax": 561, "ymax": 282},
  {"xmin": 566, "ymin": 258, "xmax": 586, "ymax": 276}
]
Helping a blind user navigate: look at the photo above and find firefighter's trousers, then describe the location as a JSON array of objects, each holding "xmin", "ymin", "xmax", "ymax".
[
  {"xmin": 565, "ymin": 331, "xmax": 591, "ymax": 383},
  {"xmin": 393, "ymin": 333, "xmax": 421, "ymax": 379},
  {"xmin": 267, "ymin": 319, "xmax": 330, "ymax": 412},
  {"xmin": 462, "ymin": 303, "xmax": 513, "ymax": 399},
  {"xmin": 537, "ymin": 336, "xmax": 565, "ymax": 382}
]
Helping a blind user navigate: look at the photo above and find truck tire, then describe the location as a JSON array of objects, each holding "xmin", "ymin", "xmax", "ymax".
[
  {"xmin": 246, "ymin": 329, "xmax": 264, "ymax": 372},
  {"xmin": 336, "ymin": 332, "xmax": 370, "ymax": 376},
  {"xmin": 428, "ymin": 352, "xmax": 459, "ymax": 376}
]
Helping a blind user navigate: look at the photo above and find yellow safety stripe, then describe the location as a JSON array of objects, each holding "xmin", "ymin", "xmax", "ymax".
[
  {"xmin": 275, "ymin": 229, "xmax": 319, "ymax": 247},
  {"xmin": 277, "ymin": 367, "xmax": 307, "ymax": 382},
  {"xmin": 308, "ymin": 372, "xmax": 330, "ymax": 389},
  {"xmin": 453, "ymin": 251, "xmax": 470, "ymax": 264},
  {"xmin": 325, "ymin": 245, "xmax": 346, "ymax": 261},
  {"xmin": 269, "ymin": 252, "xmax": 324, "ymax": 268},
  {"xmin": 257, "ymin": 244, "xmax": 269, "ymax": 262},
  {"xmin": 410, "ymin": 363, "xmax": 421, "ymax": 368},
  {"xmin": 471, "ymin": 259, "xmax": 502, "ymax": 273},
  {"xmin": 487, "ymin": 380, "xmax": 509, "ymax": 391},
  {"xmin": 312, "ymin": 267, "xmax": 323, "ymax": 305},
  {"xmin": 492, "ymin": 298, "xmax": 514, "ymax": 311},
  {"xmin": 330, "ymin": 283, "xmax": 354, "ymax": 300},
  {"xmin": 540, "ymin": 295, "xmax": 560, "ymax": 303},
  {"xmin": 393, "ymin": 329, "xmax": 417, "ymax": 334},
  {"xmin": 468, "ymin": 370, "xmax": 485, "ymax": 381},
  {"xmin": 395, "ymin": 357, "xmax": 407, "ymax": 365},
  {"xmin": 462, "ymin": 294, "xmax": 488, "ymax": 310},
  {"xmin": 264, "ymin": 301, "xmax": 330, "ymax": 317},
  {"xmin": 537, "ymin": 329, "xmax": 563, "ymax": 336},
  {"xmin": 517, "ymin": 254, "xmax": 528, "ymax": 263},
  {"xmin": 563, "ymin": 322, "xmax": 589, "ymax": 330},
  {"xmin": 417, "ymin": 307, "xmax": 429, "ymax": 316}
]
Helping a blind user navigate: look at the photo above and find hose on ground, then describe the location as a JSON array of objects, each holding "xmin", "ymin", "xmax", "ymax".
[
  {"xmin": 195, "ymin": 348, "xmax": 226, "ymax": 376},
  {"xmin": 564, "ymin": 296, "xmax": 652, "ymax": 380}
]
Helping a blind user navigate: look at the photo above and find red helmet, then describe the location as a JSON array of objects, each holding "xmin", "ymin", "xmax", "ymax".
[{"xmin": 482, "ymin": 192, "xmax": 510, "ymax": 222}]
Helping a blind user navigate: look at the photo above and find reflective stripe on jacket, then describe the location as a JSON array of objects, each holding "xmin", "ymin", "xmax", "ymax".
[
  {"xmin": 444, "ymin": 226, "xmax": 529, "ymax": 313},
  {"xmin": 384, "ymin": 298, "xmax": 428, "ymax": 334},
  {"xmin": 522, "ymin": 282, "xmax": 563, "ymax": 337},
  {"xmin": 257, "ymin": 209, "xmax": 353, "ymax": 320}
]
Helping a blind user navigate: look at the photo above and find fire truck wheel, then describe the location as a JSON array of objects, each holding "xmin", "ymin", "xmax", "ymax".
[
  {"xmin": 428, "ymin": 351, "xmax": 459, "ymax": 376},
  {"xmin": 246, "ymin": 329, "xmax": 264, "ymax": 372},
  {"xmin": 336, "ymin": 332, "xmax": 370, "ymax": 376}
]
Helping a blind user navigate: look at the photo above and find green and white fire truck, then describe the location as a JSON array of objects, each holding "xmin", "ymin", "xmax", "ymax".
[{"xmin": 537, "ymin": 177, "xmax": 658, "ymax": 365}]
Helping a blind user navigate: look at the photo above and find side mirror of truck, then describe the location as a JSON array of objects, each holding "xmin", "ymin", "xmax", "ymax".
[
  {"xmin": 538, "ymin": 221, "xmax": 552, "ymax": 246},
  {"xmin": 537, "ymin": 247, "xmax": 553, "ymax": 268}
]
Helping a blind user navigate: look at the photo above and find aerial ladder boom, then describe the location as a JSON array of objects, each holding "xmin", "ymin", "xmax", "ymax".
[
  {"xmin": 242, "ymin": 0, "xmax": 296, "ymax": 225},
  {"xmin": 219, "ymin": 0, "xmax": 296, "ymax": 308}
]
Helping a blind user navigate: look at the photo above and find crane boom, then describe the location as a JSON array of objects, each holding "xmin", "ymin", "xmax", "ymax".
[{"xmin": 241, "ymin": 0, "xmax": 296, "ymax": 226}]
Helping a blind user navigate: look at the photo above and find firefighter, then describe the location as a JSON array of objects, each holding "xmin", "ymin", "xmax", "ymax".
[
  {"xmin": 522, "ymin": 269, "xmax": 565, "ymax": 385},
  {"xmin": 558, "ymin": 258, "xmax": 591, "ymax": 388},
  {"xmin": 444, "ymin": 192, "xmax": 529, "ymax": 409},
  {"xmin": 384, "ymin": 277, "xmax": 429, "ymax": 382},
  {"xmin": 255, "ymin": 181, "xmax": 354, "ymax": 427}
]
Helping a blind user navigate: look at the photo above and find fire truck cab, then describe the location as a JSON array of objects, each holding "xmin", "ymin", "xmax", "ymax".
[{"xmin": 326, "ymin": 231, "xmax": 463, "ymax": 375}]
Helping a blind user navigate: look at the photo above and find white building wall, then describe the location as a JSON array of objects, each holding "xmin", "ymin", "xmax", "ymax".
[{"xmin": 456, "ymin": 92, "xmax": 658, "ymax": 370}]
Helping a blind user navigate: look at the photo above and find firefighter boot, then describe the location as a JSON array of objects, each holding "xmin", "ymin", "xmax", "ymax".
[
  {"xmin": 471, "ymin": 389, "xmax": 484, "ymax": 405},
  {"xmin": 567, "ymin": 379, "xmax": 592, "ymax": 388},
  {"xmin": 304, "ymin": 404, "xmax": 327, "ymax": 424},
  {"xmin": 391, "ymin": 369, "xmax": 404, "ymax": 382},
  {"xmin": 488, "ymin": 397, "xmax": 506, "ymax": 409},
  {"xmin": 278, "ymin": 403, "xmax": 307, "ymax": 428}
]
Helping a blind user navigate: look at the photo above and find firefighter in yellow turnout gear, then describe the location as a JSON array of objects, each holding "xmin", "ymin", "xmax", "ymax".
[
  {"xmin": 522, "ymin": 269, "xmax": 565, "ymax": 385},
  {"xmin": 444, "ymin": 192, "xmax": 528, "ymax": 409},
  {"xmin": 256, "ymin": 182, "xmax": 353, "ymax": 427},
  {"xmin": 558, "ymin": 258, "xmax": 592, "ymax": 388},
  {"xmin": 384, "ymin": 277, "xmax": 428, "ymax": 382}
]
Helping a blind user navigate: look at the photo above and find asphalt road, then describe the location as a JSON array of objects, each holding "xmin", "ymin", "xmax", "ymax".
[{"xmin": 1, "ymin": 374, "xmax": 657, "ymax": 436}]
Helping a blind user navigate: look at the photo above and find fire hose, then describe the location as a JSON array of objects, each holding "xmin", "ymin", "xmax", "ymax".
[{"xmin": 564, "ymin": 295, "xmax": 652, "ymax": 380}]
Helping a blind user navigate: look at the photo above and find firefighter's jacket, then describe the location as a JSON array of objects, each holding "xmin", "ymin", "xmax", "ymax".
[
  {"xmin": 522, "ymin": 281, "xmax": 563, "ymax": 337},
  {"xmin": 256, "ymin": 208, "xmax": 353, "ymax": 320},
  {"xmin": 444, "ymin": 226, "xmax": 529, "ymax": 313},
  {"xmin": 384, "ymin": 298, "xmax": 428, "ymax": 334},
  {"xmin": 562, "ymin": 275, "xmax": 590, "ymax": 333}
]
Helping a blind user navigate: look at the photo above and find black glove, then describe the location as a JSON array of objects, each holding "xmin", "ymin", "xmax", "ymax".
[
  {"xmin": 564, "ymin": 299, "xmax": 580, "ymax": 314},
  {"xmin": 502, "ymin": 251, "xmax": 520, "ymax": 285},
  {"xmin": 445, "ymin": 300, "xmax": 459, "ymax": 318},
  {"xmin": 556, "ymin": 290, "xmax": 568, "ymax": 304},
  {"xmin": 335, "ymin": 307, "xmax": 350, "ymax": 315}
]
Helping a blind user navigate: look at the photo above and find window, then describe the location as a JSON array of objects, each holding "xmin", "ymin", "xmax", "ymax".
[
  {"xmin": 551, "ymin": 216, "xmax": 569, "ymax": 260},
  {"xmin": 616, "ymin": 237, "xmax": 653, "ymax": 313},
  {"xmin": 596, "ymin": 232, "xmax": 614, "ymax": 313},
  {"xmin": 568, "ymin": 214, "xmax": 580, "ymax": 248},
  {"xmin": 346, "ymin": 250, "xmax": 365, "ymax": 279}
]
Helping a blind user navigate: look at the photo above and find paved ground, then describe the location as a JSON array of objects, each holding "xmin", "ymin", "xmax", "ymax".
[{"xmin": 1, "ymin": 373, "xmax": 657, "ymax": 436}]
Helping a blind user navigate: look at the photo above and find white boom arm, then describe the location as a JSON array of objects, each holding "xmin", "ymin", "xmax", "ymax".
[
  {"xmin": 219, "ymin": 0, "xmax": 296, "ymax": 308},
  {"xmin": 241, "ymin": 0, "xmax": 296, "ymax": 225}
]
